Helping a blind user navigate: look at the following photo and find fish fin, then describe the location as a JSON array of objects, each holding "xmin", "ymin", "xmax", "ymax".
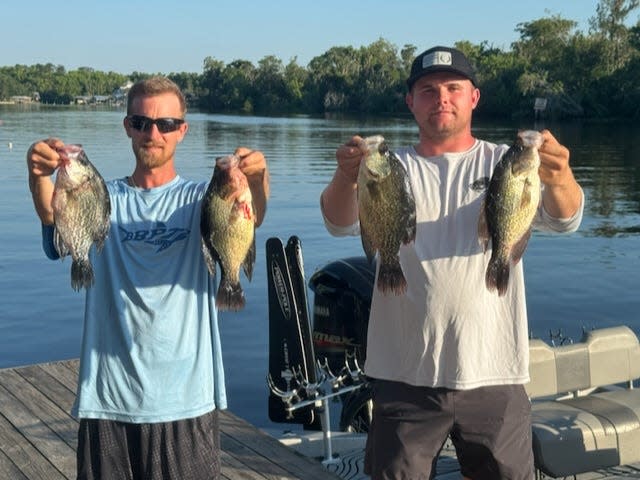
[
  {"xmin": 397, "ymin": 156, "xmax": 417, "ymax": 245},
  {"xmin": 377, "ymin": 257, "xmax": 407, "ymax": 296},
  {"xmin": 53, "ymin": 227, "xmax": 69, "ymax": 258},
  {"xmin": 360, "ymin": 225, "xmax": 376, "ymax": 263},
  {"xmin": 477, "ymin": 197, "xmax": 490, "ymax": 250},
  {"xmin": 200, "ymin": 201, "xmax": 220, "ymax": 277},
  {"xmin": 520, "ymin": 184, "xmax": 533, "ymax": 209},
  {"xmin": 71, "ymin": 258, "xmax": 94, "ymax": 291},
  {"xmin": 510, "ymin": 228, "xmax": 532, "ymax": 266},
  {"xmin": 400, "ymin": 196, "xmax": 417, "ymax": 245},
  {"xmin": 200, "ymin": 239, "xmax": 219, "ymax": 278},
  {"xmin": 216, "ymin": 274, "xmax": 245, "ymax": 311},
  {"xmin": 485, "ymin": 256, "xmax": 510, "ymax": 297},
  {"xmin": 242, "ymin": 233, "xmax": 256, "ymax": 281}
]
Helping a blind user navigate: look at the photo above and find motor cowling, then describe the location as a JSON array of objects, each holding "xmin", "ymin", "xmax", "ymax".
[{"xmin": 308, "ymin": 257, "xmax": 374, "ymax": 374}]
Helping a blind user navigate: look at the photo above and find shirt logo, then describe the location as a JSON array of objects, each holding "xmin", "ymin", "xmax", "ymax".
[
  {"xmin": 118, "ymin": 222, "xmax": 190, "ymax": 252},
  {"xmin": 471, "ymin": 177, "xmax": 490, "ymax": 192},
  {"xmin": 423, "ymin": 51, "xmax": 452, "ymax": 67}
]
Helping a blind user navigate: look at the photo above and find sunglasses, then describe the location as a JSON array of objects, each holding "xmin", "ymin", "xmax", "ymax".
[{"xmin": 126, "ymin": 115, "xmax": 185, "ymax": 134}]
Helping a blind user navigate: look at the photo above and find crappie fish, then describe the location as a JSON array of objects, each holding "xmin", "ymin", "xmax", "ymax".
[
  {"xmin": 478, "ymin": 130, "xmax": 543, "ymax": 296},
  {"xmin": 357, "ymin": 135, "xmax": 416, "ymax": 295},
  {"xmin": 201, "ymin": 154, "xmax": 256, "ymax": 311},
  {"xmin": 52, "ymin": 144, "xmax": 111, "ymax": 291}
]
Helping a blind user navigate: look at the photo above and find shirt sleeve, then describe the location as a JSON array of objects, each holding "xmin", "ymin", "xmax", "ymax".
[
  {"xmin": 533, "ymin": 186, "xmax": 585, "ymax": 233},
  {"xmin": 320, "ymin": 197, "xmax": 360, "ymax": 237},
  {"xmin": 42, "ymin": 224, "xmax": 60, "ymax": 260}
]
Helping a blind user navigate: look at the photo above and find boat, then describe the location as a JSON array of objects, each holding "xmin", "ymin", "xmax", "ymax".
[{"xmin": 264, "ymin": 236, "xmax": 640, "ymax": 479}]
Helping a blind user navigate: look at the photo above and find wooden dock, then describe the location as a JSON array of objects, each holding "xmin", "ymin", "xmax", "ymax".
[{"xmin": 0, "ymin": 359, "xmax": 341, "ymax": 480}]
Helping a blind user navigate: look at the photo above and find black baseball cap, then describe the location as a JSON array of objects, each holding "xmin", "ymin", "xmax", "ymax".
[{"xmin": 406, "ymin": 46, "xmax": 477, "ymax": 89}]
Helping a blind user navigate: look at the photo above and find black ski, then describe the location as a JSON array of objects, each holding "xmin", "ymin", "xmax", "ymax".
[
  {"xmin": 285, "ymin": 235, "xmax": 316, "ymax": 381},
  {"xmin": 266, "ymin": 236, "xmax": 316, "ymax": 424}
]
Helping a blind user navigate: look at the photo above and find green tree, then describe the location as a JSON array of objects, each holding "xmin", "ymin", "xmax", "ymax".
[
  {"xmin": 254, "ymin": 55, "xmax": 287, "ymax": 112},
  {"xmin": 221, "ymin": 60, "xmax": 256, "ymax": 113},
  {"xmin": 200, "ymin": 57, "xmax": 226, "ymax": 111},
  {"xmin": 589, "ymin": 0, "xmax": 640, "ymax": 73},
  {"xmin": 283, "ymin": 58, "xmax": 308, "ymax": 111},
  {"xmin": 306, "ymin": 45, "xmax": 359, "ymax": 111},
  {"xmin": 355, "ymin": 38, "xmax": 405, "ymax": 113}
]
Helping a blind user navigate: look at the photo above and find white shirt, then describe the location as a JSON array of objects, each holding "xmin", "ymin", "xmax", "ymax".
[{"xmin": 323, "ymin": 140, "xmax": 583, "ymax": 389}]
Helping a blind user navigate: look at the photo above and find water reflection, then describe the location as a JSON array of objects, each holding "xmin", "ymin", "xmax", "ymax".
[{"xmin": 1, "ymin": 107, "xmax": 639, "ymax": 429}]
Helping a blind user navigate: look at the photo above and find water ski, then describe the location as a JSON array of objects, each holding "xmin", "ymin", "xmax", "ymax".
[{"xmin": 266, "ymin": 236, "xmax": 317, "ymax": 425}]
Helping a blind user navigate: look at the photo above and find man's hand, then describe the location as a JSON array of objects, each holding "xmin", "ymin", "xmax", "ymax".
[
  {"xmin": 537, "ymin": 130, "xmax": 583, "ymax": 219},
  {"xmin": 335, "ymin": 135, "xmax": 365, "ymax": 184},
  {"xmin": 235, "ymin": 147, "xmax": 269, "ymax": 226},
  {"xmin": 26, "ymin": 138, "xmax": 64, "ymax": 225},
  {"xmin": 538, "ymin": 130, "xmax": 573, "ymax": 188}
]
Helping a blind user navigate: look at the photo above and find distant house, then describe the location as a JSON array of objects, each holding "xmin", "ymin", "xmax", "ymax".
[
  {"xmin": 74, "ymin": 96, "xmax": 92, "ymax": 105},
  {"xmin": 112, "ymin": 81, "xmax": 133, "ymax": 102},
  {"xmin": 10, "ymin": 95, "xmax": 33, "ymax": 104},
  {"xmin": 91, "ymin": 95, "xmax": 110, "ymax": 104}
]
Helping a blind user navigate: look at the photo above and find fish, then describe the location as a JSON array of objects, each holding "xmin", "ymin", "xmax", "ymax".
[
  {"xmin": 200, "ymin": 154, "xmax": 256, "ymax": 311},
  {"xmin": 357, "ymin": 135, "xmax": 417, "ymax": 295},
  {"xmin": 478, "ymin": 130, "xmax": 544, "ymax": 296},
  {"xmin": 51, "ymin": 144, "xmax": 111, "ymax": 291}
]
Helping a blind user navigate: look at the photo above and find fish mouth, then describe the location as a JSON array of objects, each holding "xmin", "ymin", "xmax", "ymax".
[
  {"xmin": 365, "ymin": 166, "xmax": 380, "ymax": 180},
  {"xmin": 215, "ymin": 155, "xmax": 240, "ymax": 170}
]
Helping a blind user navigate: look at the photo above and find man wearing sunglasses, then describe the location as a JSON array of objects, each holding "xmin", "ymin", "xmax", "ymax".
[{"xmin": 26, "ymin": 76, "xmax": 270, "ymax": 480}]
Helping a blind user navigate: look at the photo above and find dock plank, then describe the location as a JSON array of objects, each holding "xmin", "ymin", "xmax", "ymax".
[
  {"xmin": 0, "ymin": 448, "xmax": 29, "ymax": 480},
  {"xmin": 220, "ymin": 412, "xmax": 336, "ymax": 480},
  {"xmin": 0, "ymin": 360, "xmax": 340, "ymax": 479},
  {"xmin": 0, "ymin": 411, "xmax": 67, "ymax": 480},
  {"xmin": 0, "ymin": 378, "xmax": 76, "ymax": 478}
]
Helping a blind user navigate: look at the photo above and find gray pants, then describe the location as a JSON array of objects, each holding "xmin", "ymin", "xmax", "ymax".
[{"xmin": 364, "ymin": 380, "xmax": 534, "ymax": 480}]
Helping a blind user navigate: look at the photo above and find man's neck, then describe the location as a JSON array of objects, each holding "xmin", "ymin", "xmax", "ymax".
[{"xmin": 415, "ymin": 133, "xmax": 476, "ymax": 157}]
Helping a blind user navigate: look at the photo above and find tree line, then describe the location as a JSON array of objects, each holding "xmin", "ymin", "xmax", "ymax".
[{"xmin": 1, "ymin": 0, "xmax": 638, "ymax": 120}]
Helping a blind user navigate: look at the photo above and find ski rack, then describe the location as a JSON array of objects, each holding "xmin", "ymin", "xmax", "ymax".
[
  {"xmin": 267, "ymin": 350, "xmax": 366, "ymax": 465},
  {"xmin": 265, "ymin": 236, "xmax": 365, "ymax": 465}
]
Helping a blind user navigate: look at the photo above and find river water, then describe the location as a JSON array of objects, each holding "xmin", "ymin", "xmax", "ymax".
[{"xmin": 1, "ymin": 105, "xmax": 639, "ymax": 430}]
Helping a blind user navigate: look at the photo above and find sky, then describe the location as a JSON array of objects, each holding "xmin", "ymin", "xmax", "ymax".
[{"xmin": 0, "ymin": 0, "xmax": 629, "ymax": 74}]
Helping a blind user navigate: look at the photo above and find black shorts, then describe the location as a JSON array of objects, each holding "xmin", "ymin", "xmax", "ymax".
[
  {"xmin": 364, "ymin": 380, "xmax": 534, "ymax": 480},
  {"xmin": 77, "ymin": 410, "xmax": 220, "ymax": 480}
]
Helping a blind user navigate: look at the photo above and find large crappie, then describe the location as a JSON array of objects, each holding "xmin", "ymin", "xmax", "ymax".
[
  {"xmin": 357, "ymin": 135, "xmax": 416, "ymax": 295},
  {"xmin": 478, "ymin": 130, "xmax": 543, "ymax": 296},
  {"xmin": 201, "ymin": 154, "xmax": 256, "ymax": 311},
  {"xmin": 52, "ymin": 144, "xmax": 111, "ymax": 291}
]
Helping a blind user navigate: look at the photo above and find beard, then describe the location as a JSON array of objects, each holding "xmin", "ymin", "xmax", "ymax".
[
  {"xmin": 133, "ymin": 142, "xmax": 173, "ymax": 169},
  {"xmin": 421, "ymin": 110, "xmax": 469, "ymax": 140}
]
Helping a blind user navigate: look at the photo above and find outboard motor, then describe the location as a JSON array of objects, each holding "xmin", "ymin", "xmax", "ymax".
[
  {"xmin": 309, "ymin": 257, "xmax": 376, "ymax": 432},
  {"xmin": 309, "ymin": 257, "xmax": 375, "ymax": 373}
]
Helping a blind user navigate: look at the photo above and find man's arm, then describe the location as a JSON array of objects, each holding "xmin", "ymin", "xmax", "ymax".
[
  {"xmin": 538, "ymin": 129, "xmax": 583, "ymax": 219},
  {"xmin": 236, "ymin": 147, "xmax": 270, "ymax": 227},
  {"xmin": 26, "ymin": 139, "xmax": 63, "ymax": 225},
  {"xmin": 320, "ymin": 136, "xmax": 364, "ymax": 227}
]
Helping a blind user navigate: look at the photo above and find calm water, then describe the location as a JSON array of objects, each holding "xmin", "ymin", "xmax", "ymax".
[{"xmin": 1, "ymin": 106, "xmax": 639, "ymax": 430}]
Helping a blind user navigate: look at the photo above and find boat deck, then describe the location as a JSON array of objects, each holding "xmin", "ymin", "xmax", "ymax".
[
  {"xmin": 0, "ymin": 359, "xmax": 340, "ymax": 480},
  {"xmin": 272, "ymin": 422, "xmax": 640, "ymax": 480}
]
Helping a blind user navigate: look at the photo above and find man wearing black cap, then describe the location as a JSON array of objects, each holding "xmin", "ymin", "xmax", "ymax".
[{"xmin": 320, "ymin": 46, "xmax": 584, "ymax": 479}]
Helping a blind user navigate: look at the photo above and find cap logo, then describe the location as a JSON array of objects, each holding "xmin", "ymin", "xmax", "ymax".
[{"xmin": 423, "ymin": 51, "xmax": 452, "ymax": 68}]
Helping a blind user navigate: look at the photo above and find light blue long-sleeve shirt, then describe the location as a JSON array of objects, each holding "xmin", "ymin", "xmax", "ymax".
[{"xmin": 43, "ymin": 176, "xmax": 227, "ymax": 422}]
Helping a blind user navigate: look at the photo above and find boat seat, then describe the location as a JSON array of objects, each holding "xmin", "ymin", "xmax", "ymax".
[{"xmin": 526, "ymin": 326, "xmax": 640, "ymax": 477}]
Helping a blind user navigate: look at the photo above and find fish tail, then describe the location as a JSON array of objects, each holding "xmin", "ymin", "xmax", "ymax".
[
  {"xmin": 377, "ymin": 259, "xmax": 407, "ymax": 295},
  {"xmin": 216, "ymin": 276, "xmax": 246, "ymax": 311},
  {"xmin": 485, "ymin": 257, "xmax": 510, "ymax": 296},
  {"xmin": 71, "ymin": 258, "xmax": 94, "ymax": 291}
]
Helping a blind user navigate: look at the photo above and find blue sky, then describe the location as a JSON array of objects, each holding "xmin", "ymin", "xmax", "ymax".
[{"xmin": 1, "ymin": 1, "xmax": 627, "ymax": 74}]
